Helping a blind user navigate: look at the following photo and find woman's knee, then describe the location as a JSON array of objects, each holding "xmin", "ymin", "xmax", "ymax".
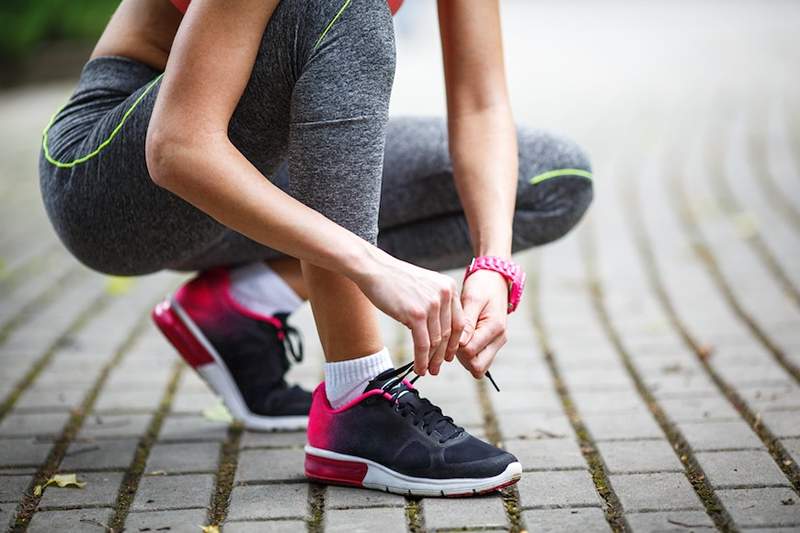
[{"xmin": 512, "ymin": 129, "xmax": 594, "ymax": 248}]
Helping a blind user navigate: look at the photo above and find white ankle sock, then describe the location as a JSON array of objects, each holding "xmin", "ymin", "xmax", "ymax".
[
  {"xmin": 324, "ymin": 347, "xmax": 394, "ymax": 409},
  {"xmin": 228, "ymin": 262, "xmax": 303, "ymax": 317}
]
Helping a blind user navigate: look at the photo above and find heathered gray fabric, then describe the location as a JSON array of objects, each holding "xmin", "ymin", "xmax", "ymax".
[{"xmin": 39, "ymin": 0, "xmax": 592, "ymax": 276}]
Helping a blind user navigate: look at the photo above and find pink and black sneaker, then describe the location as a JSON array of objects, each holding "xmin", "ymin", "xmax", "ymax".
[
  {"xmin": 305, "ymin": 363, "xmax": 522, "ymax": 496},
  {"xmin": 152, "ymin": 268, "xmax": 311, "ymax": 431}
]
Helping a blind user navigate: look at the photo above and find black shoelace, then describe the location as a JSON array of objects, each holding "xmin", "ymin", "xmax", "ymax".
[
  {"xmin": 277, "ymin": 320, "xmax": 304, "ymax": 363},
  {"xmin": 378, "ymin": 362, "xmax": 500, "ymax": 444}
]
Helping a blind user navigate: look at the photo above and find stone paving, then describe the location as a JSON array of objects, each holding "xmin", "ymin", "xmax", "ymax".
[{"xmin": 1, "ymin": 1, "xmax": 799, "ymax": 531}]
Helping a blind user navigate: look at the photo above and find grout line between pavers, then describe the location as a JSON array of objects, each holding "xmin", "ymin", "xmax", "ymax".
[
  {"xmin": 307, "ymin": 483, "xmax": 325, "ymax": 533},
  {"xmin": 107, "ymin": 360, "xmax": 184, "ymax": 531},
  {"xmin": 207, "ymin": 424, "xmax": 243, "ymax": 527},
  {"xmin": 475, "ymin": 379, "xmax": 525, "ymax": 532},
  {"xmin": 527, "ymin": 261, "xmax": 631, "ymax": 533},
  {"xmin": 580, "ymin": 223, "xmax": 739, "ymax": 532},
  {"xmin": 9, "ymin": 307, "xmax": 154, "ymax": 531},
  {"xmin": 623, "ymin": 151, "xmax": 800, "ymax": 495},
  {"xmin": 749, "ymin": 108, "xmax": 800, "ymax": 233},
  {"xmin": 668, "ymin": 121, "xmax": 800, "ymax": 385},
  {"xmin": 707, "ymin": 109, "xmax": 800, "ymax": 310}
]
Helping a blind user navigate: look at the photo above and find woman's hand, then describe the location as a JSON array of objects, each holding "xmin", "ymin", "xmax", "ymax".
[
  {"xmin": 455, "ymin": 269, "xmax": 508, "ymax": 378},
  {"xmin": 353, "ymin": 248, "xmax": 466, "ymax": 377}
]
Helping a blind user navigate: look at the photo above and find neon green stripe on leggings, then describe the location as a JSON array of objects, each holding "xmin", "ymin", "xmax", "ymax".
[
  {"xmin": 42, "ymin": 73, "xmax": 164, "ymax": 169},
  {"xmin": 314, "ymin": 0, "xmax": 352, "ymax": 51},
  {"xmin": 529, "ymin": 168, "xmax": 593, "ymax": 185}
]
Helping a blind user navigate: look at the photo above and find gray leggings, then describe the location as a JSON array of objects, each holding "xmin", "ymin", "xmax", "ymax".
[{"xmin": 39, "ymin": 0, "xmax": 592, "ymax": 276}]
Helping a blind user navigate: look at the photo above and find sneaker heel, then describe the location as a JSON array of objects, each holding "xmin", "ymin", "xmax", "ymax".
[{"xmin": 304, "ymin": 452, "xmax": 367, "ymax": 487}]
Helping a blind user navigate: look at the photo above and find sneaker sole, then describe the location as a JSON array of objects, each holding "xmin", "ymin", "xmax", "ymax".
[
  {"xmin": 152, "ymin": 296, "xmax": 308, "ymax": 432},
  {"xmin": 304, "ymin": 444, "xmax": 522, "ymax": 497}
]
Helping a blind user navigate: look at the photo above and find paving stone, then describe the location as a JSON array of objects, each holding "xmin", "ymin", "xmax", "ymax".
[
  {"xmin": 0, "ymin": 474, "xmax": 30, "ymax": 503},
  {"xmin": 170, "ymin": 390, "xmax": 220, "ymax": 414},
  {"xmin": 505, "ymin": 438, "xmax": 585, "ymax": 470},
  {"xmin": 717, "ymin": 487, "xmax": 800, "ymax": 528},
  {"xmin": 132, "ymin": 473, "xmax": 215, "ymax": 511},
  {"xmin": 235, "ymin": 448, "xmax": 305, "ymax": 483},
  {"xmin": 145, "ymin": 442, "xmax": 221, "ymax": 473},
  {"xmin": 38, "ymin": 472, "xmax": 124, "ymax": 508},
  {"xmin": 677, "ymin": 420, "xmax": 762, "ymax": 450},
  {"xmin": 0, "ymin": 438, "xmax": 52, "ymax": 467},
  {"xmin": 424, "ymin": 495, "xmax": 508, "ymax": 529},
  {"xmin": 0, "ymin": 412, "xmax": 69, "ymax": 438},
  {"xmin": 94, "ymin": 388, "xmax": 164, "ymax": 412},
  {"xmin": 0, "ymin": 507, "xmax": 10, "ymax": 530},
  {"xmin": 326, "ymin": 485, "xmax": 405, "ymax": 509},
  {"xmin": 223, "ymin": 520, "xmax": 307, "ymax": 532},
  {"xmin": 694, "ymin": 450, "xmax": 789, "ymax": 487},
  {"xmin": 785, "ymin": 438, "xmax": 800, "ymax": 466},
  {"xmin": 61, "ymin": 438, "xmax": 139, "ymax": 470},
  {"xmin": 158, "ymin": 415, "xmax": 229, "ymax": 441},
  {"xmin": 497, "ymin": 412, "xmax": 574, "ymax": 440},
  {"xmin": 240, "ymin": 430, "xmax": 307, "ymax": 449},
  {"xmin": 584, "ymin": 412, "xmax": 665, "ymax": 441},
  {"xmin": 595, "ymin": 439, "xmax": 682, "ymax": 473},
  {"xmin": 760, "ymin": 410, "xmax": 800, "ymax": 438},
  {"xmin": 78, "ymin": 413, "xmax": 152, "ymax": 439},
  {"xmin": 624, "ymin": 510, "xmax": 715, "ymax": 531},
  {"xmin": 227, "ymin": 484, "xmax": 308, "ymax": 521},
  {"xmin": 15, "ymin": 384, "xmax": 87, "ymax": 411},
  {"xmin": 522, "ymin": 507, "xmax": 609, "ymax": 532},
  {"xmin": 657, "ymin": 395, "xmax": 740, "ymax": 422},
  {"xmin": 517, "ymin": 470, "xmax": 600, "ymax": 508},
  {"xmin": 125, "ymin": 508, "xmax": 209, "ymax": 533},
  {"xmin": 27, "ymin": 507, "xmax": 114, "ymax": 533},
  {"xmin": 326, "ymin": 507, "xmax": 406, "ymax": 532},
  {"xmin": 611, "ymin": 473, "xmax": 703, "ymax": 511}
]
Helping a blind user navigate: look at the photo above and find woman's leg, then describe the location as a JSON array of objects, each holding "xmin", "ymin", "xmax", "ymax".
[{"xmin": 376, "ymin": 117, "xmax": 594, "ymax": 270}]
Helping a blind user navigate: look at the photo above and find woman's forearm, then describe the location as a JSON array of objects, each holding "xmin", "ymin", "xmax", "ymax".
[
  {"xmin": 448, "ymin": 104, "xmax": 518, "ymax": 258},
  {"xmin": 147, "ymin": 133, "xmax": 375, "ymax": 280}
]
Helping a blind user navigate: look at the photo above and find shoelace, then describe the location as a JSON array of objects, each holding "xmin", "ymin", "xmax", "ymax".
[
  {"xmin": 378, "ymin": 362, "xmax": 501, "ymax": 444},
  {"xmin": 277, "ymin": 321, "xmax": 304, "ymax": 363}
]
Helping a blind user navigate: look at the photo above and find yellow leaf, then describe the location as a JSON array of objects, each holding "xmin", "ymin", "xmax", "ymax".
[
  {"xmin": 33, "ymin": 485, "xmax": 43, "ymax": 497},
  {"xmin": 35, "ymin": 473, "xmax": 86, "ymax": 496},
  {"xmin": 202, "ymin": 400, "xmax": 233, "ymax": 423},
  {"xmin": 201, "ymin": 526, "xmax": 220, "ymax": 533},
  {"xmin": 105, "ymin": 276, "xmax": 135, "ymax": 295}
]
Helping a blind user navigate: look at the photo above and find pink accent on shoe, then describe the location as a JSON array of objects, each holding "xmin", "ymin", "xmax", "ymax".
[
  {"xmin": 151, "ymin": 299, "xmax": 214, "ymax": 368},
  {"xmin": 304, "ymin": 453, "xmax": 367, "ymax": 487},
  {"xmin": 175, "ymin": 267, "xmax": 284, "ymax": 330},
  {"xmin": 307, "ymin": 384, "xmax": 386, "ymax": 449}
]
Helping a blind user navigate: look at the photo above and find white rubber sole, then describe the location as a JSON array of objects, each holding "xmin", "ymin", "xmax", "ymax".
[
  {"xmin": 169, "ymin": 296, "xmax": 308, "ymax": 432},
  {"xmin": 304, "ymin": 444, "xmax": 522, "ymax": 497}
]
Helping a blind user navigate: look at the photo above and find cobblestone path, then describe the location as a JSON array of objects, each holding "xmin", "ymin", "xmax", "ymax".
[{"xmin": 1, "ymin": 1, "xmax": 798, "ymax": 531}]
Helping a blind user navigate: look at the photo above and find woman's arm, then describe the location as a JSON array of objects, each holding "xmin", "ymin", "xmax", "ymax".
[
  {"xmin": 147, "ymin": 0, "xmax": 465, "ymax": 374},
  {"xmin": 438, "ymin": 0, "xmax": 518, "ymax": 377}
]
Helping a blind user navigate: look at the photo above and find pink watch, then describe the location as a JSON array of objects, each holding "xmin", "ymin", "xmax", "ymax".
[{"xmin": 463, "ymin": 256, "xmax": 526, "ymax": 313}]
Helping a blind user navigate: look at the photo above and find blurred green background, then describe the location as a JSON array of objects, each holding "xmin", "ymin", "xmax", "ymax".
[{"xmin": 0, "ymin": 0, "xmax": 115, "ymax": 86}]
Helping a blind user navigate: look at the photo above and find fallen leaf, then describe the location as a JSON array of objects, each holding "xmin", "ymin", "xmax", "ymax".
[
  {"xmin": 200, "ymin": 526, "xmax": 220, "ymax": 533},
  {"xmin": 733, "ymin": 211, "xmax": 758, "ymax": 240},
  {"xmin": 147, "ymin": 470, "xmax": 167, "ymax": 476},
  {"xmin": 35, "ymin": 473, "xmax": 87, "ymax": 496},
  {"xmin": 697, "ymin": 344, "xmax": 714, "ymax": 360},
  {"xmin": 202, "ymin": 401, "xmax": 233, "ymax": 423},
  {"xmin": 105, "ymin": 276, "xmax": 135, "ymax": 295}
]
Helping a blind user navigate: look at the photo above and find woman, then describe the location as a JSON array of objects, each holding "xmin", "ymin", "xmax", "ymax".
[{"xmin": 39, "ymin": 0, "xmax": 592, "ymax": 495}]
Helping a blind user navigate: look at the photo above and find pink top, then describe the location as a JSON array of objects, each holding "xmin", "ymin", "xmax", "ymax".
[{"xmin": 170, "ymin": 0, "xmax": 403, "ymax": 16}]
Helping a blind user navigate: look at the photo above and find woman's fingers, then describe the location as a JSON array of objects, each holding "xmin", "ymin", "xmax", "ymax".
[
  {"xmin": 469, "ymin": 330, "xmax": 507, "ymax": 378},
  {"xmin": 429, "ymin": 284, "xmax": 453, "ymax": 375},
  {"xmin": 460, "ymin": 318, "xmax": 503, "ymax": 364},
  {"xmin": 410, "ymin": 314, "xmax": 431, "ymax": 376},
  {"xmin": 445, "ymin": 289, "xmax": 465, "ymax": 362}
]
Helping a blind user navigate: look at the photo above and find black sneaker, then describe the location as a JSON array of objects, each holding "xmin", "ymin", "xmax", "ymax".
[
  {"xmin": 152, "ymin": 267, "xmax": 311, "ymax": 430},
  {"xmin": 304, "ymin": 362, "xmax": 522, "ymax": 496}
]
